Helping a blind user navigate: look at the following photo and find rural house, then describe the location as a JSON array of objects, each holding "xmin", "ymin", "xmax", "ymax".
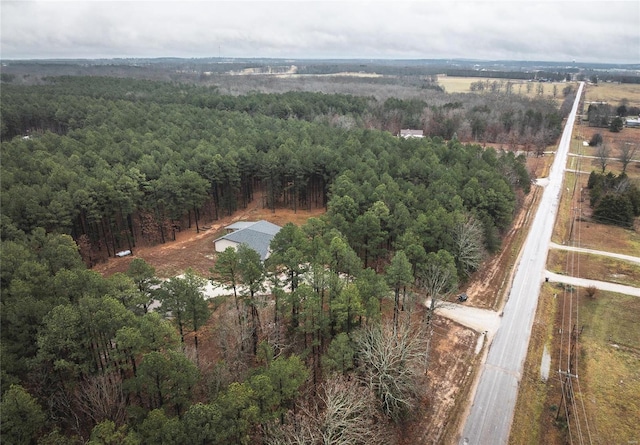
[
  {"xmin": 213, "ymin": 220, "xmax": 281, "ymax": 261},
  {"xmin": 400, "ymin": 129, "xmax": 424, "ymax": 138}
]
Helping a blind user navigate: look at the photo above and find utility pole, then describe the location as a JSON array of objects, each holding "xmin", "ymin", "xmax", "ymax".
[{"xmin": 556, "ymin": 324, "xmax": 579, "ymax": 421}]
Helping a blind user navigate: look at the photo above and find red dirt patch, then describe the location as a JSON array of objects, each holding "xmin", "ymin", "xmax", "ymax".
[
  {"xmin": 415, "ymin": 317, "xmax": 480, "ymax": 444},
  {"xmin": 93, "ymin": 191, "xmax": 325, "ymax": 278},
  {"xmin": 463, "ymin": 155, "xmax": 550, "ymax": 310}
]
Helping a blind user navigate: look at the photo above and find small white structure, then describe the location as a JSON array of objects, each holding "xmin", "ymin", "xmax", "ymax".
[
  {"xmin": 213, "ymin": 220, "xmax": 281, "ymax": 261},
  {"xmin": 400, "ymin": 129, "xmax": 424, "ymax": 138},
  {"xmin": 625, "ymin": 117, "xmax": 640, "ymax": 128}
]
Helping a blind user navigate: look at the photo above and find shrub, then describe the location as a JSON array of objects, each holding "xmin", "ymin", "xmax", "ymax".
[
  {"xmin": 609, "ymin": 117, "xmax": 624, "ymax": 133},
  {"xmin": 589, "ymin": 133, "xmax": 603, "ymax": 146}
]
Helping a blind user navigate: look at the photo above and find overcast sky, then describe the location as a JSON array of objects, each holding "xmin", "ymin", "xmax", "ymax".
[{"xmin": 1, "ymin": 1, "xmax": 639, "ymax": 63}]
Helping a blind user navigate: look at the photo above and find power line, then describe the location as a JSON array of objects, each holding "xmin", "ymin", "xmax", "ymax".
[{"xmin": 558, "ymin": 127, "xmax": 594, "ymax": 445}]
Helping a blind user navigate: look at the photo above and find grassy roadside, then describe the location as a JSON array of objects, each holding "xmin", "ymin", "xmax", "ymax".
[
  {"xmin": 508, "ymin": 284, "xmax": 563, "ymax": 445},
  {"xmin": 511, "ymin": 286, "xmax": 640, "ymax": 445},
  {"xmin": 551, "ymin": 169, "xmax": 578, "ymax": 246}
]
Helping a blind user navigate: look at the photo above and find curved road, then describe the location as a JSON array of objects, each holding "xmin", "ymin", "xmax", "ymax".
[{"xmin": 459, "ymin": 82, "xmax": 585, "ymax": 445}]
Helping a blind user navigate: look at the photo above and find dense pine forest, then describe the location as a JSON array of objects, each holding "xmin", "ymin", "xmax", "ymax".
[{"xmin": 1, "ymin": 74, "xmax": 558, "ymax": 443}]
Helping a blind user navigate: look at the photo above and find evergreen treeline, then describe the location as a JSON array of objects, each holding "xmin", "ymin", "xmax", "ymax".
[
  {"xmin": 1, "ymin": 76, "xmax": 534, "ymax": 443},
  {"xmin": 587, "ymin": 171, "xmax": 640, "ymax": 228},
  {"xmin": 1, "ymin": 77, "xmax": 533, "ymax": 264}
]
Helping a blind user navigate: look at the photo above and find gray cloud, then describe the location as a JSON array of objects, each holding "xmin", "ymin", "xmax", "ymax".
[{"xmin": 1, "ymin": 1, "xmax": 638, "ymax": 63}]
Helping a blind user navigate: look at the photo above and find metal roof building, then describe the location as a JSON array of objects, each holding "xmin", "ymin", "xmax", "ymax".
[{"xmin": 213, "ymin": 220, "xmax": 281, "ymax": 261}]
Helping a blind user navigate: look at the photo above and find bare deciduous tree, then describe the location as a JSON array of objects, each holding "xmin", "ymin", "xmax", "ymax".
[
  {"xmin": 418, "ymin": 251, "xmax": 458, "ymax": 373},
  {"xmin": 74, "ymin": 373, "xmax": 127, "ymax": 427},
  {"xmin": 355, "ymin": 322, "xmax": 424, "ymax": 421},
  {"xmin": 265, "ymin": 376, "xmax": 391, "ymax": 445},
  {"xmin": 596, "ymin": 143, "xmax": 610, "ymax": 173},
  {"xmin": 534, "ymin": 129, "xmax": 552, "ymax": 157},
  {"xmin": 618, "ymin": 141, "xmax": 638, "ymax": 173},
  {"xmin": 317, "ymin": 377, "xmax": 389, "ymax": 445},
  {"xmin": 454, "ymin": 216, "xmax": 486, "ymax": 276},
  {"xmin": 214, "ymin": 305, "xmax": 252, "ymax": 368}
]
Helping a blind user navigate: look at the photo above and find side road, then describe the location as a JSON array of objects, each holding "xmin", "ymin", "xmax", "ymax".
[
  {"xmin": 544, "ymin": 270, "xmax": 640, "ymax": 297},
  {"xmin": 549, "ymin": 242, "xmax": 640, "ymax": 265}
]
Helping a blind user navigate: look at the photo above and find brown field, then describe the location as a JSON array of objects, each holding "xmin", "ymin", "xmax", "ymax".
[
  {"xmin": 437, "ymin": 76, "xmax": 571, "ymax": 102},
  {"xmin": 584, "ymin": 81, "xmax": 640, "ymax": 106}
]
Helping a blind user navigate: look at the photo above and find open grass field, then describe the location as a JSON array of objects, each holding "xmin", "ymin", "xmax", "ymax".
[
  {"xmin": 509, "ymin": 284, "xmax": 640, "ymax": 445},
  {"xmin": 584, "ymin": 81, "xmax": 640, "ymax": 106},
  {"xmin": 579, "ymin": 291, "xmax": 640, "ymax": 444},
  {"xmin": 511, "ymin": 287, "xmax": 640, "ymax": 445},
  {"xmin": 438, "ymin": 77, "xmax": 640, "ymax": 105},
  {"xmin": 437, "ymin": 76, "xmax": 570, "ymax": 102}
]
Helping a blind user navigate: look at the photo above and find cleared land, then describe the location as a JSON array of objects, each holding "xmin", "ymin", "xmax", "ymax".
[
  {"xmin": 437, "ymin": 76, "xmax": 569, "ymax": 102},
  {"xmin": 584, "ymin": 81, "xmax": 640, "ymax": 105}
]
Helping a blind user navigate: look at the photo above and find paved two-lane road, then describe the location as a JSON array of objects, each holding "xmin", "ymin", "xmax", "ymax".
[{"xmin": 459, "ymin": 82, "xmax": 585, "ymax": 444}]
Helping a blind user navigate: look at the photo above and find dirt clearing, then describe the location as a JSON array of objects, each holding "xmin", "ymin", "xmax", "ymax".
[{"xmin": 93, "ymin": 191, "xmax": 325, "ymax": 278}]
